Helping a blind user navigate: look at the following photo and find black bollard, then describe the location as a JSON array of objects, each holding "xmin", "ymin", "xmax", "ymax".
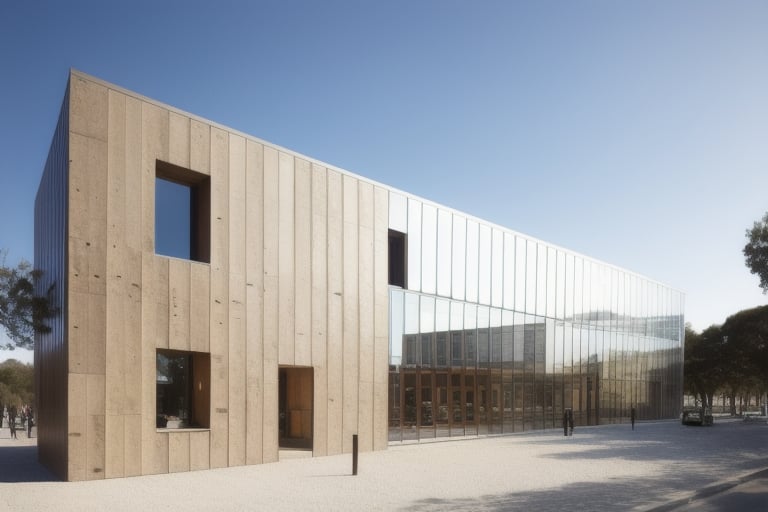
[{"xmin": 352, "ymin": 434, "xmax": 358, "ymax": 476}]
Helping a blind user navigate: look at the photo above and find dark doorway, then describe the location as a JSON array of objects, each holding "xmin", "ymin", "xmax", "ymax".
[{"xmin": 279, "ymin": 367, "xmax": 314, "ymax": 450}]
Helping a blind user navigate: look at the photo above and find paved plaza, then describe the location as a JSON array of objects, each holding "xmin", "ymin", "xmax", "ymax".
[{"xmin": 0, "ymin": 419, "xmax": 766, "ymax": 511}]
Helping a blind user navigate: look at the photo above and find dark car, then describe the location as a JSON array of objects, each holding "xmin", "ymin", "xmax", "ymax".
[{"xmin": 682, "ymin": 406, "xmax": 714, "ymax": 426}]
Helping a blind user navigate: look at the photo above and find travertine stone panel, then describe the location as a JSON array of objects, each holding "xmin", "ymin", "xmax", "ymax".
[
  {"xmin": 311, "ymin": 163, "xmax": 328, "ymax": 457},
  {"xmin": 124, "ymin": 96, "xmax": 142, "ymax": 252},
  {"xmin": 228, "ymin": 133, "xmax": 246, "ymax": 467},
  {"xmin": 123, "ymin": 247, "xmax": 143, "ymax": 416},
  {"xmin": 105, "ymin": 415, "xmax": 124, "ymax": 479},
  {"xmin": 168, "ymin": 259, "xmax": 191, "ymax": 351},
  {"xmin": 294, "ymin": 158, "xmax": 312, "ymax": 367},
  {"xmin": 124, "ymin": 414, "xmax": 142, "ymax": 476},
  {"xmin": 86, "ymin": 414, "xmax": 105, "ymax": 478},
  {"xmin": 373, "ymin": 187, "xmax": 389, "ymax": 450},
  {"xmin": 87, "ymin": 294, "xmax": 107, "ymax": 375},
  {"xmin": 262, "ymin": 147, "xmax": 279, "ymax": 463},
  {"xmin": 357, "ymin": 181, "xmax": 374, "ymax": 452},
  {"xmin": 190, "ymin": 263, "xmax": 210, "ymax": 353},
  {"xmin": 190, "ymin": 119, "xmax": 211, "ymax": 176},
  {"xmin": 169, "ymin": 112, "xmax": 190, "ymax": 169},
  {"xmin": 68, "ymin": 237, "xmax": 89, "ymax": 294},
  {"xmin": 140, "ymin": 102, "xmax": 169, "ymax": 254},
  {"xmin": 87, "ymin": 373, "xmax": 106, "ymax": 416},
  {"xmin": 209, "ymin": 126, "xmax": 229, "ymax": 469},
  {"xmin": 169, "ymin": 432, "xmax": 191, "ymax": 473},
  {"xmin": 278, "ymin": 152, "xmax": 295, "ymax": 366},
  {"xmin": 342, "ymin": 175, "xmax": 359, "ymax": 453},
  {"xmin": 68, "ymin": 414, "xmax": 87, "ymax": 481},
  {"xmin": 87, "ymin": 135, "xmax": 107, "ymax": 297},
  {"xmin": 245, "ymin": 140, "xmax": 264, "ymax": 465},
  {"xmin": 326, "ymin": 170, "xmax": 343, "ymax": 455},
  {"xmin": 106, "ymin": 90, "xmax": 127, "ymax": 427},
  {"xmin": 70, "ymin": 75, "xmax": 108, "ymax": 141},
  {"xmin": 68, "ymin": 291, "xmax": 88, "ymax": 373},
  {"xmin": 189, "ymin": 431, "xmax": 210, "ymax": 471}
]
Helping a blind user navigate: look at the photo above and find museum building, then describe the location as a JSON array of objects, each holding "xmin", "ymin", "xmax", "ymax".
[{"xmin": 34, "ymin": 70, "xmax": 684, "ymax": 481}]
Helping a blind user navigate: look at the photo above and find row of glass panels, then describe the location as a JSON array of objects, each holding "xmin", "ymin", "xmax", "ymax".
[
  {"xmin": 388, "ymin": 289, "xmax": 683, "ymax": 441},
  {"xmin": 389, "ymin": 192, "xmax": 684, "ymax": 340}
]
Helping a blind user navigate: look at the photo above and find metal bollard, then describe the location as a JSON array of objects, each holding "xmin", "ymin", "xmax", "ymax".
[{"xmin": 352, "ymin": 434, "xmax": 358, "ymax": 476}]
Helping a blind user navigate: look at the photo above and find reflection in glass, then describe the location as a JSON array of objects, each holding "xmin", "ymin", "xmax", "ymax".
[
  {"xmin": 451, "ymin": 215, "xmax": 466, "ymax": 301},
  {"xmin": 437, "ymin": 209, "xmax": 452, "ymax": 297},
  {"xmin": 478, "ymin": 225, "xmax": 492, "ymax": 305},
  {"xmin": 503, "ymin": 233, "xmax": 515, "ymax": 310},
  {"xmin": 491, "ymin": 229, "xmax": 504, "ymax": 308},
  {"xmin": 574, "ymin": 257, "xmax": 583, "ymax": 324},
  {"xmin": 465, "ymin": 221, "xmax": 479, "ymax": 303},
  {"xmin": 389, "ymin": 191, "xmax": 408, "ymax": 233},
  {"xmin": 421, "ymin": 204, "xmax": 437, "ymax": 295},
  {"xmin": 515, "ymin": 237, "xmax": 526, "ymax": 313},
  {"xmin": 526, "ymin": 241, "xmax": 536, "ymax": 315},
  {"xmin": 407, "ymin": 198, "xmax": 422, "ymax": 291},
  {"xmin": 536, "ymin": 244, "xmax": 547, "ymax": 317},
  {"xmin": 390, "ymin": 290, "xmax": 404, "ymax": 365}
]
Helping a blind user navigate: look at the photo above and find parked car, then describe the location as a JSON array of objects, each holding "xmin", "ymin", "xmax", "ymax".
[{"xmin": 682, "ymin": 405, "xmax": 714, "ymax": 426}]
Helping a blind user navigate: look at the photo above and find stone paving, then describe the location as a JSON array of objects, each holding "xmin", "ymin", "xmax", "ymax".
[{"xmin": 0, "ymin": 419, "xmax": 766, "ymax": 511}]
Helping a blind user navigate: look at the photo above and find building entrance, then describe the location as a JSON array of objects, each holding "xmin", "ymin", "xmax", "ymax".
[{"xmin": 278, "ymin": 367, "xmax": 313, "ymax": 450}]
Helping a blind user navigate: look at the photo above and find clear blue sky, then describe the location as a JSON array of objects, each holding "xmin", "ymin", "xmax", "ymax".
[{"xmin": 1, "ymin": 0, "xmax": 767, "ymax": 364}]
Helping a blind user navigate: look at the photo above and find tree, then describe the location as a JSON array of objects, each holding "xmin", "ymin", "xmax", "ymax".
[
  {"xmin": 684, "ymin": 323, "xmax": 725, "ymax": 408},
  {"xmin": 744, "ymin": 212, "xmax": 768, "ymax": 293},
  {"xmin": 0, "ymin": 252, "xmax": 57, "ymax": 350},
  {"xmin": 0, "ymin": 359, "xmax": 34, "ymax": 406}
]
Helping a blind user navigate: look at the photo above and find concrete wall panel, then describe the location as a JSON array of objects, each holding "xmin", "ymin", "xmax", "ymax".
[
  {"xmin": 262, "ymin": 146, "xmax": 279, "ymax": 463},
  {"xmin": 294, "ymin": 158, "xmax": 312, "ymax": 367},
  {"xmin": 311, "ymin": 163, "xmax": 328, "ymax": 457},
  {"xmin": 357, "ymin": 181, "xmax": 374, "ymax": 452},
  {"xmin": 278, "ymin": 152, "xmax": 295, "ymax": 366},
  {"xmin": 325, "ymin": 170, "xmax": 343, "ymax": 455},
  {"xmin": 169, "ymin": 432, "xmax": 191, "ymax": 473},
  {"xmin": 342, "ymin": 175, "xmax": 359, "ymax": 453}
]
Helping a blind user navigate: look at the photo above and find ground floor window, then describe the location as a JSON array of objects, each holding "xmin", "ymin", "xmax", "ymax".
[{"xmin": 156, "ymin": 349, "xmax": 210, "ymax": 429}]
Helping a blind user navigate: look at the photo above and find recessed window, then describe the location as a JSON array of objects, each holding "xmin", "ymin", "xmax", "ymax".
[
  {"xmin": 156, "ymin": 349, "xmax": 210, "ymax": 429},
  {"xmin": 155, "ymin": 161, "xmax": 210, "ymax": 262},
  {"xmin": 389, "ymin": 229, "xmax": 407, "ymax": 287}
]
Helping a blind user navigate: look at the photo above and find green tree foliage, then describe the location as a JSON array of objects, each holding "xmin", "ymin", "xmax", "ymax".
[
  {"xmin": 684, "ymin": 323, "xmax": 724, "ymax": 407},
  {"xmin": 685, "ymin": 306, "xmax": 768, "ymax": 414},
  {"xmin": 0, "ymin": 253, "xmax": 57, "ymax": 350},
  {"xmin": 744, "ymin": 212, "xmax": 768, "ymax": 293},
  {"xmin": 0, "ymin": 359, "xmax": 34, "ymax": 406}
]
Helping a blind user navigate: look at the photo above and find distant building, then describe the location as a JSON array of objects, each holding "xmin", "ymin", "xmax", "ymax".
[{"xmin": 35, "ymin": 70, "xmax": 684, "ymax": 481}]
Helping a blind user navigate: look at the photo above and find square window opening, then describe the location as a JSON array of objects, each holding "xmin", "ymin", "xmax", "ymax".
[
  {"xmin": 155, "ymin": 160, "xmax": 211, "ymax": 263},
  {"xmin": 156, "ymin": 349, "xmax": 210, "ymax": 429}
]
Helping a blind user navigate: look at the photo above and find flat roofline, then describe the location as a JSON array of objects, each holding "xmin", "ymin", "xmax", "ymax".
[{"xmin": 68, "ymin": 68, "xmax": 684, "ymax": 296}]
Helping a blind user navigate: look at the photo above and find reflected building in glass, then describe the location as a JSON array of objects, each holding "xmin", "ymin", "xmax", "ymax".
[{"xmin": 386, "ymin": 194, "xmax": 684, "ymax": 442}]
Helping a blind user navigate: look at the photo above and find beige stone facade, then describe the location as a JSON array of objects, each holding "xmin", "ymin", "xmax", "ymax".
[{"xmin": 35, "ymin": 70, "xmax": 390, "ymax": 481}]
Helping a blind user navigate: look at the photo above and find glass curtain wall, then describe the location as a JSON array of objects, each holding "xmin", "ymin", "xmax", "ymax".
[{"xmin": 388, "ymin": 192, "xmax": 684, "ymax": 442}]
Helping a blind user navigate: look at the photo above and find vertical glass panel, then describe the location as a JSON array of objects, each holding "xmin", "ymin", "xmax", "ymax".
[
  {"xmin": 450, "ymin": 300, "xmax": 464, "ymax": 367},
  {"xmin": 388, "ymin": 191, "xmax": 408, "ymax": 233},
  {"xmin": 545, "ymin": 318, "xmax": 555, "ymax": 374},
  {"xmin": 404, "ymin": 293, "xmax": 420, "ymax": 366},
  {"xmin": 565, "ymin": 254, "xmax": 574, "ymax": 321},
  {"xmin": 491, "ymin": 308, "xmax": 502, "ymax": 363},
  {"xmin": 503, "ymin": 233, "xmax": 515, "ymax": 310},
  {"xmin": 556, "ymin": 251, "xmax": 565, "ymax": 319},
  {"xmin": 491, "ymin": 229, "xmax": 504, "ymax": 307},
  {"xmin": 502, "ymin": 310, "xmax": 514, "ymax": 364},
  {"xmin": 477, "ymin": 306, "xmax": 490, "ymax": 368},
  {"xmin": 536, "ymin": 243, "xmax": 547, "ymax": 317},
  {"xmin": 421, "ymin": 204, "xmax": 437, "ymax": 295},
  {"xmin": 435, "ymin": 298, "xmax": 450, "ymax": 332},
  {"xmin": 407, "ymin": 199, "xmax": 422, "ymax": 291},
  {"xmin": 478, "ymin": 224, "xmax": 492, "ymax": 305},
  {"xmin": 420, "ymin": 295, "xmax": 435, "ymax": 333},
  {"xmin": 464, "ymin": 303, "xmax": 477, "ymax": 367},
  {"xmin": 526, "ymin": 241, "xmax": 537, "ymax": 315},
  {"xmin": 546, "ymin": 247, "xmax": 556, "ymax": 319},
  {"xmin": 465, "ymin": 220, "xmax": 479, "ymax": 303},
  {"xmin": 451, "ymin": 215, "xmax": 466, "ymax": 301},
  {"xmin": 574, "ymin": 257, "xmax": 583, "ymax": 325},
  {"xmin": 436, "ymin": 209, "xmax": 452, "ymax": 297},
  {"xmin": 515, "ymin": 237, "xmax": 527, "ymax": 313},
  {"xmin": 390, "ymin": 290, "xmax": 404, "ymax": 366},
  {"xmin": 583, "ymin": 261, "xmax": 592, "ymax": 327}
]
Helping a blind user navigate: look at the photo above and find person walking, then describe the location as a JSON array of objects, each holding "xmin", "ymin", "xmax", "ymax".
[
  {"xmin": 9, "ymin": 406, "xmax": 17, "ymax": 439},
  {"xmin": 630, "ymin": 407, "xmax": 636, "ymax": 430},
  {"xmin": 26, "ymin": 407, "xmax": 34, "ymax": 438}
]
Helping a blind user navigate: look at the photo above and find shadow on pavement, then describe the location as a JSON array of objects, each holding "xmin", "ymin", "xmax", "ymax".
[{"xmin": 0, "ymin": 445, "xmax": 58, "ymax": 482}]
